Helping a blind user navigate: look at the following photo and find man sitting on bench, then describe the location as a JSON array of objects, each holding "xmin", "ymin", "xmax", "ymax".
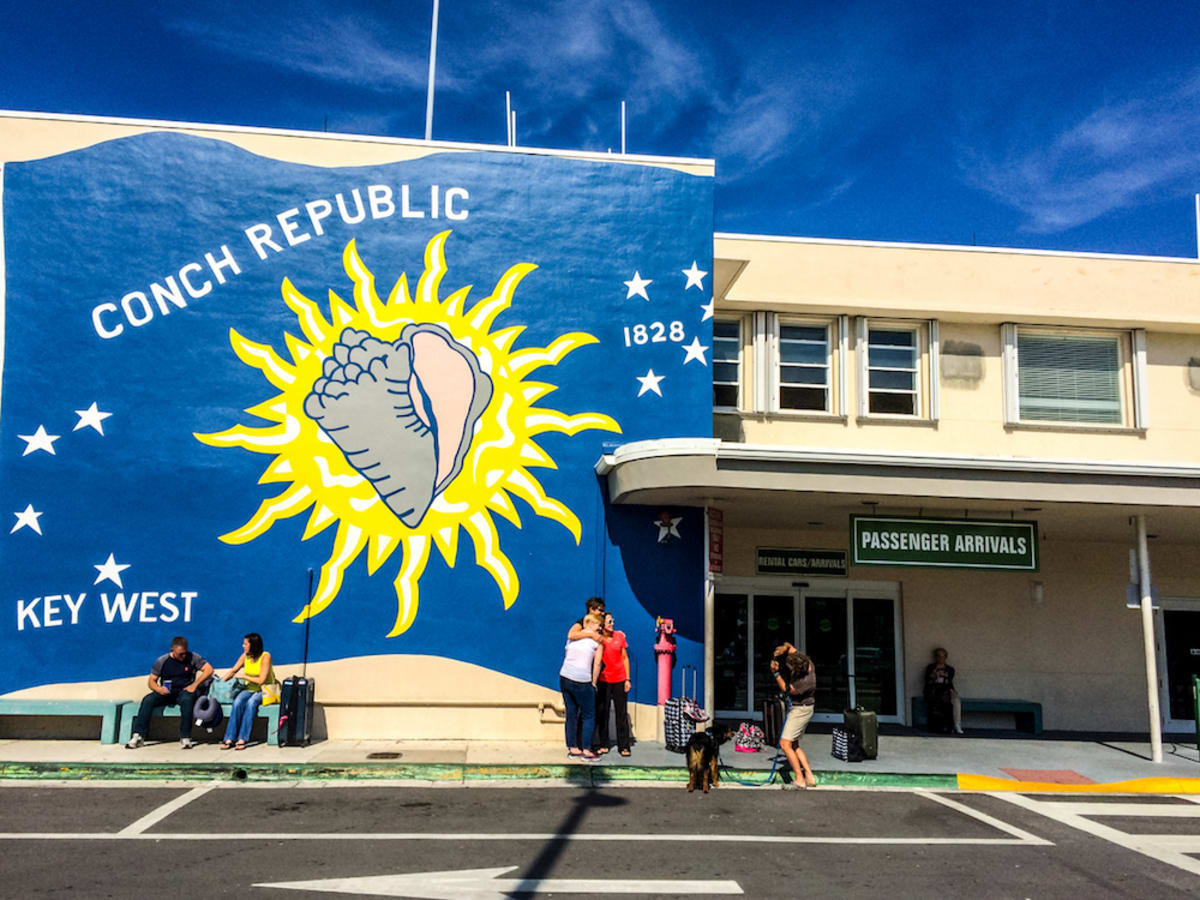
[{"xmin": 125, "ymin": 636, "xmax": 214, "ymax": 749}]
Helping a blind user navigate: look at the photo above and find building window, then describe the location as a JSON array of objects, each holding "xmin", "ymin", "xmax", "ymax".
[
  {"xmin": 866, "ymin": 326, "xmax": 920, "ymax": 416},
  {"xmin": 1017, "ymin": 332, "xmax": 1121, "ymax": 423},
  {"xmin": 713, "ymin": 319, "xmax": 741, "ymax": 409},
  {"xmin": 1003, "ymin": 325, "xmax": 1146, "ymax": 428},
  {"xmin": 777, "ymin": 322, "xmax": 831, "ymax": 411}
]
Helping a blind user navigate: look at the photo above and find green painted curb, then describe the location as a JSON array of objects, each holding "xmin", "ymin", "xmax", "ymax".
[{"xmin": 0, "ymin": 760, "xmax": 958, "ymax": 789}]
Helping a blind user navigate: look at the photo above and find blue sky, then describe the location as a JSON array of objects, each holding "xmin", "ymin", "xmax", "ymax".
[{"xmin": 3, "ymin": 0, "xmax": 1199, "ymax": 257}]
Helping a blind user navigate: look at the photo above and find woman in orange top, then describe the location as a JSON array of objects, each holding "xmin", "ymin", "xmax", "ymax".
[{"xmin": 593, "ymin": 613, "xmax": 632, "ymax": 756}]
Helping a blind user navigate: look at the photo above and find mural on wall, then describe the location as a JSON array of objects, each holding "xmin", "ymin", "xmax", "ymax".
[
  {"xmin": 197, "ymin": 232, "xmax": 619, "ymax": 636},
  {"xmin": 0, "ymin": 127, "xmax": 714, "ymax": 700}
]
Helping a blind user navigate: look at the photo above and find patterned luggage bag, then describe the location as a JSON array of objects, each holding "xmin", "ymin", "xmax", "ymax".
[{"xmin": 664, "ymin": 665, "xmax": 702, "ymax": 752}]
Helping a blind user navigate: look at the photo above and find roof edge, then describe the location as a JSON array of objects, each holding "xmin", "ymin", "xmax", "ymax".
[
  {"xmin": 714, "ymin": 231, "xmax": 1200, "ymax": 266},
  {"xmin": 0, "ymin": 109, "xmax": 715, "ymax": 168}
]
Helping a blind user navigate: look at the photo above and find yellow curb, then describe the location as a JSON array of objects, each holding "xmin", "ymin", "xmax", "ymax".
[{"xmin": 957, "ymin": 773, "xmax": 1200, "ymax": 794}]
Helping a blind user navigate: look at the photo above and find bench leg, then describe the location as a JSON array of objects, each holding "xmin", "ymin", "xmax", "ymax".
[
  {"xmin": 100, "ymin": 709, "xmax": 118, "ymax": 744},
  {"xmin": 119, "ymin": 706, "xmax": 134, "ymax": 744},
  {"xmin": 266, "ymin": 707, "xmax": 280, "ymax": 746}
]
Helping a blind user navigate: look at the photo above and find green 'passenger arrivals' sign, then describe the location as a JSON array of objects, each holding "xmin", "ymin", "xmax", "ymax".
[{"xmin": 850, "ymin": 516, "xmax": 1039, "ymax": 571}]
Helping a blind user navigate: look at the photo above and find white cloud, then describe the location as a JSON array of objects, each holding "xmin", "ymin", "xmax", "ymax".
[
  {"xmin": 164, "ymin": 4, "xmax": 435, "ymax": 95},
  {"xmin": 959, "ymin": 74, "xmax": 1200, "ymax": 233},
  {"xmin": 159, "ymin": 0, "xmax": 898, "ymax": 184}
]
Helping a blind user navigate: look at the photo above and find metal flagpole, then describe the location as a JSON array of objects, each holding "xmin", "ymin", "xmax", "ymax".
[
  {"xmin": 621, "ymin": 101, "xmax": 626, "ymax": 154},
  {"xmin": 424, "ymin": 0, "xmax": 440, "ymax": 141},
  {"xmin": 505, "ymin": 91, "xmax": 512, "ymax": 147},
  {"xmin": 1136, "ymin": 515, "xmax": 1163, "ymax": 763}
]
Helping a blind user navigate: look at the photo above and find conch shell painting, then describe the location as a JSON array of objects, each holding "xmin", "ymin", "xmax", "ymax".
[{"xmin": 304, "ymin": 323, "xmax": 494, "ymax": 527}]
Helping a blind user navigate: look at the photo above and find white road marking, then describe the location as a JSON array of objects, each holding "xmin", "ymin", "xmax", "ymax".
[
  {"xmin": 995, "ymin": 792, "xmax": 1200, "ymax": 877},
  {"xmin": 917, "ymin": 790, "xmax": 1053, "ymax": 844},
  {"xmin": 117, "ymin": 784, "xmax": 214, "ymax": 835},
  {"xmin": 0, "ymin": 831, "xmax": 1041, "ymax": 845},
  {"xmin": 256, "ymin": 865, "xmax": 744, "ymax": 897},
  {"xmin": 1031, "ymin": 802, "xmax": 1200, "ymax": 818}
]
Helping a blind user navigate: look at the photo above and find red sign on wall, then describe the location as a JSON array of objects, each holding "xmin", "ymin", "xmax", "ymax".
[{"xmin": 708, "ymin": 508, "xmax": 724, "ymax": 574}]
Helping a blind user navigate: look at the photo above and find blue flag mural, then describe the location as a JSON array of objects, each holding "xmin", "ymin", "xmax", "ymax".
[{"xmin": 1, "ymin": 132, "xmax": 713, "ymax": 702}]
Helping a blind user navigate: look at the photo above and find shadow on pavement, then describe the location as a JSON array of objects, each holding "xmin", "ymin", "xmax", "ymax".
[{"xmin": 510, "ymin": 789, "xmax": 627, "ymax": 891}]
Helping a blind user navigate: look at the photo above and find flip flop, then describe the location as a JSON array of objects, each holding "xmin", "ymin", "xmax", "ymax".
[
  {"xmin": 619, "ymin": 749, "xmax": 631, "ymax": 757},
  {"xmin": 219, "ymin": 741, "xmax": 234, "ymax": 750},
  {"xmin": 234, "ymin": 741, "xmax": 247, "ymax": 751},
  {"xmin": 581, "ymin": 751, "xmax": 600, "ymax": 761}
]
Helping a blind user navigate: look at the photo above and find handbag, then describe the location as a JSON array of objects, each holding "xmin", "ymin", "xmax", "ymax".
[
  {"xmin": 261, "ymin": 678, "xmax": 281, "ymax": 706},
  {"xmin": 209, "ymin": 677, "xmax": 244, "ymax": 705},
  {"xmin": 831, "ymin": 727, "xmax": 866, "ymax": 762}
]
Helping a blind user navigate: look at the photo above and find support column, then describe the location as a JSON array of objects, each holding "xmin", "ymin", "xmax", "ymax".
[
  {"xmin": 1136, "ymin": 514, "xmax": 1163, "ymax": 763},
  {"xmin": 703, "ymin": 508, "xmax": 715, "ymax": 731}
]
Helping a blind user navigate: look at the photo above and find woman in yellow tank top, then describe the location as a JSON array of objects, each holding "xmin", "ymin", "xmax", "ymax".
[{"xmin": 219, "ymin": 632, "xmax": 276, "ymax": 750}]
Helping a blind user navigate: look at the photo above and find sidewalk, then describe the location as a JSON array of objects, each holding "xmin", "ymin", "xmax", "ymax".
[{"xmin": 2, "ymin": 730, "xmax": 1198, "ymax": 792}]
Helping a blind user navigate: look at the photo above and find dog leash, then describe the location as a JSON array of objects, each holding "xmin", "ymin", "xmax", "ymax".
[{"xmin": 719, "ymin": 748, "xmax": 786, "ymax": 787}]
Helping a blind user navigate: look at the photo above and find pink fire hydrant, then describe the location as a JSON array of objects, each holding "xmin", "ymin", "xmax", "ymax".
[{"xmin": 655, "ymin": 617, "xmax": 677, "ymax": 705}]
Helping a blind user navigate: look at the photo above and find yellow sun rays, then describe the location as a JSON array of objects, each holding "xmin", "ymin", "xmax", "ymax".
[{"xmin": 195, "ymin": 231, "xmax": 620, "ymax": 635}]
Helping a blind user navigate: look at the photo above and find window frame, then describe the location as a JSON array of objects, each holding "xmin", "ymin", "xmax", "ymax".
[
  {"xmin": 712, "ymin": 316, "xmax": 744, "ymax": 412},
  {"xmin": 770, "ymin": 316, "xmax": 838, "ymax": 414},
  {"xmin": 1002, "ymin": 324, "xmax": 1147, "ymax": 430},
  {"xmin": 855, "ymin": 317, "xmax": 938, "ymax": 422}
]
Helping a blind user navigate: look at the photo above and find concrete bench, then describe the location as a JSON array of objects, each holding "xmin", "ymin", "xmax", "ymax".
[
  {"xmin": 118, "ymin": 699, "xmax": 281, "ymax": 746},
  {"xmin": 0, "ymin": 698, "xmax": 129, "ymax": 744},
  {"xmin": 912, "ymin": 696, "xmax": 1043, "ymax": 735}
]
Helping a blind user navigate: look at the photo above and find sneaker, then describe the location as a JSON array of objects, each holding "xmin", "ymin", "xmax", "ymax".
[
  {"xmin": 180, "ymin": 738, "xmax": 196, "ymax": 750},
  {"xmin": 124, "ymin": 734, "xmax": 144, "ymax": 749}
]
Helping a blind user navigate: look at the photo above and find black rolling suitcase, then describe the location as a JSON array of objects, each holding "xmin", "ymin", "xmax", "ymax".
[
  {"xmin": 761, "ymin": 695, "xmax": 786, "ymax": 747},
  {"xmin": 279, "ymin": 676, "xmax": 315, "ymax": 746},
  {"xmin": 843, "ymin": 706, "xmax": 878, "ymax": 760}
]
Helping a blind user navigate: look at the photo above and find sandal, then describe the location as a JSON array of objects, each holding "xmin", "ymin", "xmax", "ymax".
[
  {"xmin": 568, "ymin": 748, "xmax": 583, "ymax": 758},
  {"xmin": 619, "ymin": 749, "xmax": 631, "ymax": 757},
  {"xmin": 219, "ymin": 740, "xmax": 234, "ymax": 750},
  {"xmin": 581, "ymin": 751, "xmax": 600, "ymax": 761},
  {"xmin": 595, "ymin": 748, "xmax": 609, "ymax": 755},
  {"xmin": 234, "ymin": 740, "xmax": 247, "ymax": 751}
]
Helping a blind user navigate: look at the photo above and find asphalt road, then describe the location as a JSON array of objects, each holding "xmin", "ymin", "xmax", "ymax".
[{"xmin": 1, "ymin": 783, "xmax": 1199, "ymax": 898}]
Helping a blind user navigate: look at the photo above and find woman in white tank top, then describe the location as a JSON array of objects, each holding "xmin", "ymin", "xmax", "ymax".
[{"xmin": 559, "ymin": 612, "xmax": 605, "ymax": 760}]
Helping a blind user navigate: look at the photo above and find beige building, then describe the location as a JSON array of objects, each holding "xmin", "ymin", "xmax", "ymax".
[{"xmin": 601, "ymin": 233, "xmax": 1200, "ymax": 742}]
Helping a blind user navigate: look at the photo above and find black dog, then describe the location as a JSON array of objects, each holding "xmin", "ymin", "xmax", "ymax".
[{"xmin": 686, "ymin": 724, "xmax": 730, "ymax": 793}]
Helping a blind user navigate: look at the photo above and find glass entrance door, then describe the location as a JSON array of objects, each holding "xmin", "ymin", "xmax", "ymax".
[
  {"xmin": 804, "ymin": 596, "xmax": 849, "ymax": 715},
  {"xmin": 802, "ymin": 593, "xmax": 900, "ymax": 721},
  {"xmin": 714, "ymin": 580, "xmax": 903, "ymax": 723},
  {"xmin": 1157, "ymin": 601, "xmax": 1200, "ymax": 730}
]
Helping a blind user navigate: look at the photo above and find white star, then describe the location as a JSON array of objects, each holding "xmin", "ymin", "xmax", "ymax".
[
  {"xmin": 93, "ymin": 553, "xmax": 131, "ymax": 589},
  {"xmin": 682, "ymin": 336, "xmax": 709, "ymax": 366},
  {"xmin": 636, "ymin": 369, "xmax": 665, "ymax": 397},
  {"xmin": 624, "ymin": 271, "xmax": 653, "ymax": 301},
  {"xmin": 700, "ymin": 299, "xmax": 714, "ymax": 321},
  {"xmin": 655, "ymin": 515, "xmax": 683, "ymax": 543},
  {"xmin": 682, "ymin": 261, "xmax": 708, "ymax": 290},
  {"xmin": 73, "ymin": 403, "xmax": 113, "ymax": 435},
  {"xmin": 11, "ymin": 504, "xmax": 43, "ymax": 535},
  {"xmin": 18, "ymin": 425, "xmax": 60, "ymax": 456}
]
